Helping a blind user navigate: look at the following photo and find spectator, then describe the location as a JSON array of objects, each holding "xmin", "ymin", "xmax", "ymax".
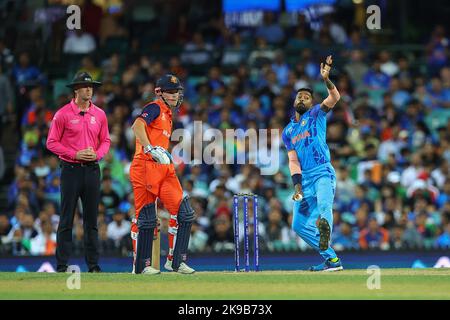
[
  {"xmin": 344, "ymin": 49, "xmax": 369, "ymax": 92},
  {"xmin": 248, "ymin": 37, "xmax": 275, "ymax": 68},
  {"xmin": 282, "ymin": 214, "xmax": 309, "ymax": 251},
  {"xmin": 401, "ymin": 153, "xmax": 424, "ymax": 187},
  {"xmin": 77, "ymin": 56, "xmax": 102, "ymax": 81},
  {"xmin": 436, "ymin": 179, "xmax": 450, "ymax": 209},
  {"xmin": 333, "ymin": 222, "xmax": 359, "ymax": 250},
  {"xmin": 415, "ymin": 212, "xmax": 437, "ymax": 248},
  {"xmin": 400, "ymin": 215, "xmax": 424, "ymax": 248},
  {"xmin": 100, "ymin": 175, "xmax": 121, "ymax": 218},
  {"xmin": 22, "ymin": 96, "xmax": 53, "ymax": 129},
  {"xmin": 266, "ymin": 209, "xmax": 289, "ymax": 252},
  {"xmin": 18, "ymin": 128, "xmax": 39, "ymax": 167},
  {"xmin": 221, "ymin": 32, "xmax": 248, "ymax": 66},
  {"xmin": 426, "ymin": 25, "xmax": 449, "ymax": 76},
  {"xmin": 255, "ymin": 12, "xmax": 284, "ymax": 45},
  {"xmin": 389, "ymin": 78, "xmax": 411, "ymax": 109},
  {"xmin": 363, "ymin": 59, "xmax": 391, "ymax": 91},
  {"xmin": 389, "ymin": 225, "xmax": 406, "ymax": 249},
  {"xmin": 271, "ymin": 50, "xmax": 290, "ymax": 87},
  {"xmin": 63, "ymin": 29, "xmax": 97, "ymax": 54},
  {"xmin": 206, "ymin": 66, "xmax": 225, "ymax": 93},
  {"xmin": 286, "ymin": 26, "xmax": 311, "ymax": 52},
  {"xmin": 345, "ymin": 27, "xmax": 368, "ymax": 51},
  {"xmin": 0, "ymin": 38, "xmax": 14, "ymax": 73},
  {"xmin": 427, "ymin": 77, "xmax": 450, "ymax": 109},
  {"xmin": 440, "ymin": 66, "xmax": 450, "ymax": 91},
  {"xmin": 322, "ymin": 14, "xmax": 348, "ymax": 44},
  {"xmin": 335, "ymin": 165, "xmax": 356, "ymax": 212},
  {"xmin": 98, "ymin": 12, "xmax": 128, "ymax": 45},
  {"xmin": 359, "ymin": 216, "xmax": 390, "ymax": 250},
  {"xmin": 181, "ymin": 32, "xmax": 214, "ymax": 65},
  {"xmin": 30, "ymin": 221, "xmax": 57, "ymax": 256},
  {"xmin": 44, "ymin": 174, "xmax": 61, "ymax": 207},
  {"xmin": 72, "ymin": 214, "xmax": 84, "ymax": 255},
  {"xmin": 431, "ymin": 161, "xmax": 448, "ymax": 190},
  {"xmin": 12, "ymin": 53, "xmax": 45, "ymax": 134},
  {"xmin": 0, "ymin": 214, "xmax": 11, "ymax": 233},
  {"xmin": 188, "ymin": 221, "xmax": 209, "ymax": 252},
  {"xmin": 107, "ymin": 211, "xmax": 131, "ymax": 247},
  {"xmin": 7, "ymin": 213, "xmax": 39, "ymax": 255},
  {"xmin": 207, "ymin": 213, "xmax": 234, "ymax": 252},
  {"xmin": 377, "ymin": 126, "xmax": 408, "ymax": 162},
  {"xmin": 379, "ymin": 50, "xmax": 399, "ymax": 77},
  {"xmin": 348, "ymin": 185, "xmax": 373, "ymax": 214},
  {"xmin": 12, "ymin": 52, "xmax": 43, "ymax": 87},
  {"xmin": 435, "ymin": 222, "xmax": 450, "ymax": 248},
  {"xmin": 0, "ymin": 215, "xmax": 12, "ymax": 253},
  {"xmin": 98, "ymin": 222, "xmax": 116, "ymax": 254},
  {"xmin": 167, "ymin": 14, "xmax": 192, "ymax": 45},
  {"xmin": 0, "ymin": 63, "xmax": 13, "ymax": 142}
]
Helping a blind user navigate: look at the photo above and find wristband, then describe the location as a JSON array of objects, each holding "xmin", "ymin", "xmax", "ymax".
[{"xmin": 292, "ymin": 173, "xmax": 302, "ymax": 186}]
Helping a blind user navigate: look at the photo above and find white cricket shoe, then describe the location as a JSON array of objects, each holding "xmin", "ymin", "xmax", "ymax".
[
  {"xmin": 142, "ymin": 266, "xmax": 161, "ymax": 275},
  {"xmin": 164, "ymin": 259, "xmax": 195, "ymax": 274}
]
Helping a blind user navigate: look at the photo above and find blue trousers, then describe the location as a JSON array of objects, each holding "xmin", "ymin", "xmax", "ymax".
[{"xmin": 291, "ymin": 163, "xmax": 337, "ymax": 260}]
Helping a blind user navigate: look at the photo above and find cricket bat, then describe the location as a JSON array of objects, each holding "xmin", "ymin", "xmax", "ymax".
[{"xmin": 151, "ymin": 218, "xmax": 161, "ymax": 270}]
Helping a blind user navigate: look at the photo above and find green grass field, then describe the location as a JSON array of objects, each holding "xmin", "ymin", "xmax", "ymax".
[{"xmin": 0, "ymin": 269, "xmax": 449, "ymax": 299}]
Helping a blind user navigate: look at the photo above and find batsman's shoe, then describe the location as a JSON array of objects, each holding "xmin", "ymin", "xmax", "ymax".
[
  {"xmin": 142, "ymin": 266, "xmax": 161, "ymax": 275},
  {"xmin": 309, "ymin": 258, "xmax": 343, "ymax": 272},
  {"xmin": 318, "ymin": 217, "xmax": 331, "ymax": 251},
  {"xmin": 164, "ymin": 259, "xmax": 195, "ymax": 274}
]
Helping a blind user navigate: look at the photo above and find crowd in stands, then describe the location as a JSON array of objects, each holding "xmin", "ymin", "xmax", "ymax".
[{"xmin": 0, "ymin": 2, "xmax": 449, "ymax": 257}]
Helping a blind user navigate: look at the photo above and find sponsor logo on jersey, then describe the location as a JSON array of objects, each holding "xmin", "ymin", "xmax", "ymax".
[{"xmin": 292, "ymin": 131, "xmax": 311, "ymax": 144}]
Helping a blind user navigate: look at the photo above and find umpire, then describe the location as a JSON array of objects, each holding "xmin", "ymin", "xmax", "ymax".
[{"xmin": 46, "ymin": 72, "xmax": 110, "ymax": 272}]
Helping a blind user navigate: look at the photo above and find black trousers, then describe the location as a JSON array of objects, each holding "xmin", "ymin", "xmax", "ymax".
[{"xmin": 56, "ymin": 161, "xmax": 101, "ymax": 270}]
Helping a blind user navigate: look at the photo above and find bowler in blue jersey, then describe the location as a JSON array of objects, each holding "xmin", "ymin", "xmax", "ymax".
[{"xmin": 282, "ymin": 55, "xmax": 343, "ymax": 271}]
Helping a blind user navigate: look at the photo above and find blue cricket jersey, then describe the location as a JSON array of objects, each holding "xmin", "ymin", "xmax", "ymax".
[{"xmin": 282, "ymin": 104, "xmax": 331, "ymax": 172}]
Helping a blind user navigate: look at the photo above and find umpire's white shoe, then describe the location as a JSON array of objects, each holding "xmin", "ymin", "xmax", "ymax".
[
  {"xmin": 142, "ymin": 266, "xmax": 161, "ymax": 275},
  {"xmin": 164, "ymin": 259, "xmax": 195, "ymax": 274},
  {"xmin": 177, "ymin": 262, "xmax": 196, "ymax": 274}
]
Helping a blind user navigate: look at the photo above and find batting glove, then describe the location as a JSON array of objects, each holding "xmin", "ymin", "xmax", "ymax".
[{"xmin": 144, "ymin": 145, "xmax": 172, "ymax": 164}]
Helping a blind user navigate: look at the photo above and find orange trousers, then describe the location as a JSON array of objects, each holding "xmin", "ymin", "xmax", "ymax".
[{"xmin": 129, "ymin": 158, "xmax": 183, "ymax": 262}]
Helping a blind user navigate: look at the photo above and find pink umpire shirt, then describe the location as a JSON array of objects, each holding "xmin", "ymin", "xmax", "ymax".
[{"xmin": 46, "ymin": 99, "xmax": 111, "ymax": 163}]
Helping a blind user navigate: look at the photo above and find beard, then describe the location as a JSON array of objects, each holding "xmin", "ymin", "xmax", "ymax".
[{"xmin": 295, "ymin": 102, "xmax": 309, "ymax": 114}]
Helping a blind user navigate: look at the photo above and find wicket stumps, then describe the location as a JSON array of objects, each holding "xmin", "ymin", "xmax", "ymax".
[{"xmin": 233, "ymin": 193, "xmax": 259, "ymax": 272}]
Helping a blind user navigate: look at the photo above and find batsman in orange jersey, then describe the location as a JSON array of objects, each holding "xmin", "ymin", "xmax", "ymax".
[{"xmin": 130, "ymin": 74, "xmax": 195, "ymax": 274}]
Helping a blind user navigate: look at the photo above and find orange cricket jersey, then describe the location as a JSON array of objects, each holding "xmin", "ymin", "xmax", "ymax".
[{"xmin": 133, "ymin": 99, "xmax": 173, "ymax": 161}]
